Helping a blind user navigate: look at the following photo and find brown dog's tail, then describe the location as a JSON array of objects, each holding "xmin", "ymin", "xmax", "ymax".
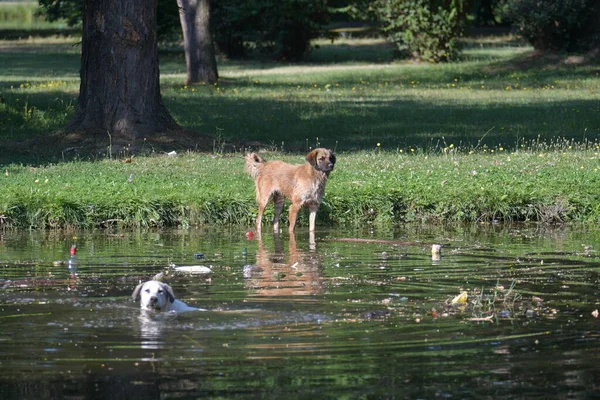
[{"xmin": 245, "ymin": 153, "xmax": 265, "ymax": 179}]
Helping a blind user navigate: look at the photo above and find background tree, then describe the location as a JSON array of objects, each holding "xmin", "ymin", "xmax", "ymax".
[
  {"xmin": 502, "ymin": 0, "xmax": 598, "ymax": 52},
  {"xmin": 263, "ymin": 0, "xmax": 329, "ymax": 61},
  {"xmin": 212, "ymin": 0, "xmax": 330, "ymax": 61},
  {"xmin": 177, "ymin": 0, "xmax": 218, "ymax": 84},
  {"xmin": 67, "ymin": 0, "xmax": 179, "ymax": 142},
  {"xmin": 370, "ymin": 0, "xmax": 469, "ymax": 62},
  {"xmin": 211, "ymin": 1, "xmax": 254, "ymax": 58},
  {"xmin": 472, "ymin": 0, "xmax": 499, "ymax": 26}
]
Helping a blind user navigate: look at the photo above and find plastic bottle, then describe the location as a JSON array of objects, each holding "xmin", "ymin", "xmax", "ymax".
[{"xmin": 68, "ymin": 245, "xmax": 78, "ymax": 274}]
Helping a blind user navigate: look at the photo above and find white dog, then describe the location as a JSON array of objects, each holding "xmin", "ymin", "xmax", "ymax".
[{"xmin": 132, "ymin": 280, "xmax": 200, "ymax": 313}]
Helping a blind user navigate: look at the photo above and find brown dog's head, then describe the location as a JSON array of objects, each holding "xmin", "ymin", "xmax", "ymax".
[{"xmin": 306, "ymin": 148, "xmax": 336, "ymax": 173}]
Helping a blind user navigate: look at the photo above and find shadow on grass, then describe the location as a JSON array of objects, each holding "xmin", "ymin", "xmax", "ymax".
[
  {"xmin": 167, "ymin": 95, "xmax": 600, "ymax": 151},
  {"xmin": 0, "ymin": 52, "xmax": 80, "ymax": 81},
  {"xmin": 483, "ymin": 49, "xmax": 600, "ymax": 77},
  {"xmin": 3, "ymin": 86, "xmax": 599, "ymax": 165}
]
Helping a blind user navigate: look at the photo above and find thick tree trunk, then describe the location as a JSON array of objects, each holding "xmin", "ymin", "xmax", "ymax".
[
  {"xmin": 177, "ymin": 0, "xmax": 218, "ymax": 85},
  {"xmin": 67, "ymin": 0, "xmax": 179, "ymax": 140}
]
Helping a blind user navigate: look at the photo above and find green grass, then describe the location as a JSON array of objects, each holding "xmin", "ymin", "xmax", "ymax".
[
  {"xmin": 1, "ymin": 35, "xmax": 600, "ymax": 227},
  {"xmin": 1, "ymin": 148, "xmax": 600, "ymax": 228}
]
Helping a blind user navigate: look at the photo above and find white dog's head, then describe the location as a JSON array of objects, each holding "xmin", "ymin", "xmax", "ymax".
[{"xmin": 132, "ymin": 280, "xmax": 176, "ymax": 312}]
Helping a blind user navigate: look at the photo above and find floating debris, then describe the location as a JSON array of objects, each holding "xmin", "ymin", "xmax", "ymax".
[
  {"xmin": 243, "ymin": 264, "xmax": 263, "ymax": 278},
  {"xmin": 360, "ymin": 310, "xmax": 390, "ymax": 320},
  {"xmin": 451, "ymin": 291, "xmax": 468, "ymax": 304},
  {"xmin": 431, "ymin": 244, "xmax": 442, "ymax": 261},
  {"xmin": 173, "ymin": 265, "xmax": 213, "ymax": 274},
  {"xmin": 152, "ymin": 272, "xmax": 167, "ymax": 281},
  {"xmin": 466, "ymin": 315, "xmax": 494, "ymax": 322}
]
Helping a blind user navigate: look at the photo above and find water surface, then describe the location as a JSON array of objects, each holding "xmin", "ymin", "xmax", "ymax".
[{"xmin": 1, "ymin": 224, "xmax": 600, "ymax": 399}]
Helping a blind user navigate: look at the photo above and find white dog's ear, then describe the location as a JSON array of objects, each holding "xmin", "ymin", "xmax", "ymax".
[
  {"xmin": 132, "ymin": 282, "xmax": 145, "ymax": 301},
  {"xmin": 164, "ymin": 284, "xmax": 176, "ymax": 304}
]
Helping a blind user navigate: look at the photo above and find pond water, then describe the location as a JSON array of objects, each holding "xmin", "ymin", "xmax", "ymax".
[{"xmin": 1, "ymin": 224, "xmax": 600, "ymax": 399}]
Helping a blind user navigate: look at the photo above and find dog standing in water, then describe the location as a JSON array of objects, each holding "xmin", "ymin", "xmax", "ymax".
[{"xmin": 245, "ymin": 148, "xmax": 336, "ymax": 234}]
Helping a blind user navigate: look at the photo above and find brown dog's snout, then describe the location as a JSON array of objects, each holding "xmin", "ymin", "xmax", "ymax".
[
  {"xmin": 150, "ymin": 296, "xmax": 157, "ymax": 303},
  {"xmin": 324, "ymin": 153, "xmax": 336, "ymax": 171},
  {"xmin": 320, "ymin": 160, "xmax": 335, "ymax": 172}
]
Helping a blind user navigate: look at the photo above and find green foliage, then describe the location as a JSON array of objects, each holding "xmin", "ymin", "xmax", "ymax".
[
  {"xmin": 472, "ymin": 0, "xmax": 505, "ymax": 26},
  {"xmin": 502, "ymin": 0, "xmax": 598, "ymax": 52},
  {"xmin": 212, "ymin": 0, "xmax": 329, "ymax": 60},
  {"xmin": 371, "ymin": 0, "xmax": 468, "ymax": 62},
  {"xmin": 37, "ymin": 0, "xmax": 181, "ymax": 40},
  {"xmin": 0, "ymin": 1, "xmax": 60, "ymax": 29},
  {"xmin": 156, "ymin": 0, "xmax": 182, "ymax": 41},
  {"xmin": 37, "ymin": 0, "xmax": 82, "ymax": 27},
  {"xmin": 0, "ymin": 2, "xmax": 33, "ymax": 25}
]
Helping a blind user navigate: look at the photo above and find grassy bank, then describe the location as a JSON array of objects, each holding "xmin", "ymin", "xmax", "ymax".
[
  {"xmin": 1, "ymin": 35, "xmax": 599, "ymax": 227},
  {"xmin": 1, "ymin": 147, "xmax": 599, "ymax": 229}
]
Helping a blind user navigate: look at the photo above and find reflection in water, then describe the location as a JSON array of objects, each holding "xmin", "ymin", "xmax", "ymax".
[
  {"xmin": 135, "ymin": 310, "xmax": 178, "ymax": 349},
  {"xmin": 245, "ymin": 233, "xmax": 323, "ymax": 298}
]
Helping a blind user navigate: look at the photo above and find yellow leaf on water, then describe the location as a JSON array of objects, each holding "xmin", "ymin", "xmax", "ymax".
[{"xmin": 451, "ymin": 291, "xmax": 468, "ymax": 304}]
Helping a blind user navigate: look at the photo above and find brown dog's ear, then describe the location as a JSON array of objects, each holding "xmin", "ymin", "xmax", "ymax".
[
  {"xmin": 131, "ymin": 282, "xmax": 144, "ymax": 302},
  {"xmin": 329, "ymin": 151, "xmax": 336, "ymax": 165},
  {"xmin": 306, "ymin": 149, "xmax": 319, "ymax": 167}
]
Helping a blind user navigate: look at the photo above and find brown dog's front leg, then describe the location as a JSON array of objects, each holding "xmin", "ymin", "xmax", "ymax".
[
  {"xmin": 308, "ymin": 204, "xmax": 319, "ymax": 232},
  {"xmin": 288, "ymin": 203, "xmax": 301, "ymax": 233}
]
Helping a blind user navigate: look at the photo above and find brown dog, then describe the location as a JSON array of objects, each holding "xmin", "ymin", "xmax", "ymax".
[{"xmin": 245, "ymin": 148, "xmax": 336, "ymax": 234}]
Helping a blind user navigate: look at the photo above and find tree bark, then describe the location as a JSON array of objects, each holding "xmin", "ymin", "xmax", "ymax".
[
  {"xmin": 177, "ymin": 0, "xmax": 218, "ymax": 85},
  {"xmin": 67, "ymin": 0, "xmax": 179, "ymax": 140}
]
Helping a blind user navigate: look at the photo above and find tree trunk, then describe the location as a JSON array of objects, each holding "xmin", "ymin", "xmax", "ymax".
[
  {"xmin": 67, "ymin": 0, "xmax": 179, "ymax": 141},
  {"xmin": 177, "ymin": 0, "xmax": 218, "ymax": 85}
]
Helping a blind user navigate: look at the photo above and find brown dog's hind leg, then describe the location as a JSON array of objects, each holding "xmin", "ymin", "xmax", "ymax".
[{"xmin": 272, "ymin": 193, "xmax": 284, "ymax": 233}]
